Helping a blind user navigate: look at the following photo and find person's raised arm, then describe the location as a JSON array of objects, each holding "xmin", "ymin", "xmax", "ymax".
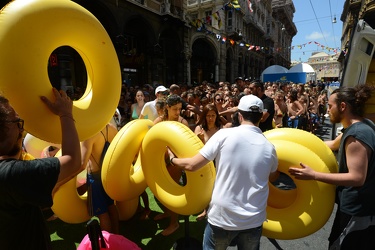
[
  {"xmin": 80, "ymin": 136, "xmax": 95, "ymax": 172},
  {"xmin": 41, "ymin": 88, "xmax": 81, "ymax": 193},
  {"xmin": 289, "ymin": 136, "xmax": 368, "ymax": 187}
]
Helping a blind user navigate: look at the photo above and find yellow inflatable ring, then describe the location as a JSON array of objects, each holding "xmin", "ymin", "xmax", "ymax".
[
  {"xmin": 20, "ymin": 151, "xmax": 35, "ymax": 161},
  {"xmin": 51, "ymin": 150, "xmax": 89, "ymax": 223},
  {"xmin": 23, "ymin": 133, "xmax": 60, "ymax": 159},
  {"xmin": 141, "ymin": 121, "xmax": 216, "ymax": 215},
  {"xmin": 264, "ymin": 128, "xmax": 338, "ymax": 211},
  {"xmin": 52, "ymin": 176, "xmax": 90, "ymax": 224},
  {"xmin": 102, "ymin": 119, "xmax": 153, "ymax": 201},
  {"xmin": 0, "ymin": 0, "xmax": 121, "ymax": 143},
  {"xmin": 116, "ymin": 198, "xmax": 140, "ymax": 221},
  {"xmin": 262, "ymin": 140, "xmax": 336, "ymax": 240},
  {"xmin": 264, "ymin": 128, "xmax": 338, "ymax": 173}
]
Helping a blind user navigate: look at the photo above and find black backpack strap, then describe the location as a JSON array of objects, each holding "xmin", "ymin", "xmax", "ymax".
[
  {"xmin": 99, "ymin": 125, "xmax": 110, "ymax": 166},
  {"xmin": 100, "ymin": 124, "xmax": 108, "ymax": 142},
  {"xmin": 86, "ymin": 219, "xmax": 107, "ymax": 249}
]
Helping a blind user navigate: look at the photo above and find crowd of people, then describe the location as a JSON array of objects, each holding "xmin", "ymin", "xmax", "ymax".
[
  {"xmin": 109, "ymin": 79, "xmax": 331, "ymax": 238},
  {"xmin": 115, "ymin": 79, "xmax": 330, "ymax": 134}
]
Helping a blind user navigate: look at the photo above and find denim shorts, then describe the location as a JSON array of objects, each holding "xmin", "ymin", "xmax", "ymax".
[{"xmin": 203, "ymin": 222, "xmax": 262, "ymax": 250}]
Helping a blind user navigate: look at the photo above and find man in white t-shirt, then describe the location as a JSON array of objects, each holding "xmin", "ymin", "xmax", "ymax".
[
  {"xmin": 139, "ymin": 85, "xmax": 168, "ymax": 121},
  {"xmin": 169, "ymin": 94, "xmax": 279, "ymax": 250}
]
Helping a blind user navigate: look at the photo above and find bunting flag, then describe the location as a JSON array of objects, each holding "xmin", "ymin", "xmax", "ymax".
[
  {"xmin": 248, "ymin": 0, "xmax": 253, "ymax": 12},
  {"xmin": 230, "ymin": 0, "xmax": 241, "ymax": 10},
  {"xmin": 188, "ymin": 2, "xmax": 342, "ymax": 56},
  {"xmin": 212, "ymin": 11, "xmax": 222, "ymax": 29},
  {"xmin": 190, "ymin": 1, "xmax": 248, "ymax": 31},
  {"xmin": 206, "ymin": 15, "xmax": 211, "ymax": 24}
]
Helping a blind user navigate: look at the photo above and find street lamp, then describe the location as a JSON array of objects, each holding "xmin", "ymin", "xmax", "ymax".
[{"xmin": 332, "ymin": 16, "xmax": 337, "ymax": 23}]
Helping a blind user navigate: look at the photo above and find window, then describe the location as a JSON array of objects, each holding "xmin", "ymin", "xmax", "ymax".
[{"xmin": 227, "ymin": 11, "xmax": 233, "ymax": 28}]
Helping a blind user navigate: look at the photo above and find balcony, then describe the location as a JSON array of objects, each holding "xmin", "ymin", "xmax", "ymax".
[
  {"xmin": 160, "ymin": 2, "xmax": 184, "ymax": 19},
  {"xmin": 226, "ymin": 26, "xmax": 243, "ymax": 41},
  {"xmin": 188, "ymin": 0, "xmax": 212, "ymax": 6},
  {"xmin": 188, "ymin": 0, "xmax": 198, "ymax": 6}
]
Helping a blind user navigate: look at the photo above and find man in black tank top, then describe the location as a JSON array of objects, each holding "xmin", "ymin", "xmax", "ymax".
[{"xmin": 289, "ymin": 85, "xmax": 375, "ymax": 249}]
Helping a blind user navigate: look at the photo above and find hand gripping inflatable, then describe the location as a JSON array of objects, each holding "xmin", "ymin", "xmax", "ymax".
[
  {"xmin": 141, "ymin": 121, "xmax": 216, "ymax": 215},
  {"xmin": 102, "ymin": 119, "xmax": 153, "ymax": 201},
  {"xmin": 0, "ymin": 0, "xmax": 121, "ymax": 143},
  {"xmin": 262, "ymin": 128, "xmax": 338, "ymax": 240}
]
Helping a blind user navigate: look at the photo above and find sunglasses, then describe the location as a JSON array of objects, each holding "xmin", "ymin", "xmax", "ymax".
[
  {"xmin": 158, "ymin": 91, "xmax": 169, "ymax": 95},
  {"xmin": 2, "ymin": 118, "xmax": 24, "ymax": 129},
  {"xmin": 215, "ymin": 98, "xmax": 223, "ymax": 102}
]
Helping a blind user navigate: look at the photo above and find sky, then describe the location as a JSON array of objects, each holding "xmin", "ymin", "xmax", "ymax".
[{"xmin": 291, "ymin": 0, "xmax": 345, "ymax": 63}]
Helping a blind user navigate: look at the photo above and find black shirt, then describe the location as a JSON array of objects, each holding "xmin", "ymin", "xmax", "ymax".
[
  {"xmin": 259, "ymin": 94, "xmax": 275, "ymax": 132},
  {"xmin": 0, "ymin": 158, "xmax": 60, "ymax": 249}
]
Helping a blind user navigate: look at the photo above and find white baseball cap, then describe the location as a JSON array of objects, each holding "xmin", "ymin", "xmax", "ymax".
[
  {"xmin": 238, "ymin": 94, "xmax": 266, "ymax": 113},
  {"xmin": 155, "ymin": 85, "xmax": 168, "ymax": 94}
]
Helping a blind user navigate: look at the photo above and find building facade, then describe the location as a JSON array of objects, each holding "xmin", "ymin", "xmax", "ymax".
[
  {"xmin": 0, "ymin": 0, "xmax": 296, "ymax": 87},
  {"xmin": 308, "ymin": 52, "xmax": 340, "ymax": 82}
]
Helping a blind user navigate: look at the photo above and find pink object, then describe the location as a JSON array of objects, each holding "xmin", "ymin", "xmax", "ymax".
[{"xmin": 77, "ymin": 231, "xmax": 141, "ymax": 250}]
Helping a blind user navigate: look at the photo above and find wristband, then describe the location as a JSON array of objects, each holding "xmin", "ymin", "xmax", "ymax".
[{"xmin": 170, "ymin": 157, "xmax": 176, "ymax": 166}]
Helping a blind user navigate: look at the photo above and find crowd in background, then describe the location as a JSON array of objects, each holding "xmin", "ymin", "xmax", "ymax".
[{"xmin": 114, "ymin": 78, "xmax": 331, "ymax": 134}]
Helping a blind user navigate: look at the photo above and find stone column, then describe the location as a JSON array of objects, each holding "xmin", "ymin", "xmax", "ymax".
[{"xmin": 184, "ymin": 50, "xmax": 192, "ymax": 86}]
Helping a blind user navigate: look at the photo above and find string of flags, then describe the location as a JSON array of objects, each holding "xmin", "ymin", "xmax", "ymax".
[
  {"xmin": 292, "ymin": 41, "xmax": 342, "ymax": 54},
  {"xmin": 190, "ymin": 1, "xmax": 344, "ymax": 55},
  {"xmin": 193, "ymin": 21, "xmax": 343, "ymax": 55}
]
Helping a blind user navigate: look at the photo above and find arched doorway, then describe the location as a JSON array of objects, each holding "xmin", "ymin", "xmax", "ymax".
[
  {"xmin": 158, "ymin": 29, "xmax": 184, "ymax": 85},
  {"xmin": 191, "ymin": 38, "xmax": 216, "ymax": 84}
]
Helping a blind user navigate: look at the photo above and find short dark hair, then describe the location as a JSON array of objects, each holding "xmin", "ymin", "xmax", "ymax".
[
  {"xmin": 166, "ymin": 94, "xmax": 183, "ymax": 107},
  {"xmin": 250, "ymin": 80, "xmax": 265, "ymax": 92},
  {"xmin": 239, "ymin": 110, "xmax": 263, "ymax": 125},
  {"xmin": 0, "ymin": 95, "xmax": 11, "ymax": 121}
]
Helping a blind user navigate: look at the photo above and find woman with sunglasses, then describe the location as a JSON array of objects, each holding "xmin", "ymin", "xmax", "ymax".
[{"xmin": 213, "ymin": 92, "xmax": 229, "ymax": 125}]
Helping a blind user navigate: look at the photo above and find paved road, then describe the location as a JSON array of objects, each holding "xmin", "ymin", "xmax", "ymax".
[{"xmin": 233, "ymin": 121, "xmax": 336, "ymax": 250}]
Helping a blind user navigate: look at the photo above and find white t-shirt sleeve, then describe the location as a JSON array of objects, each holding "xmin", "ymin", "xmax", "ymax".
[
  {"xmin": 199, "ymin": 130, "xmax": 221, "ymax": 161},
  {"xmin": 140, "ymin": 103, "xmax": 148, "ymax": 116},
  {"xmin": 270, "ymin": 146, "xmax": 278, "ymax": 173}
]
